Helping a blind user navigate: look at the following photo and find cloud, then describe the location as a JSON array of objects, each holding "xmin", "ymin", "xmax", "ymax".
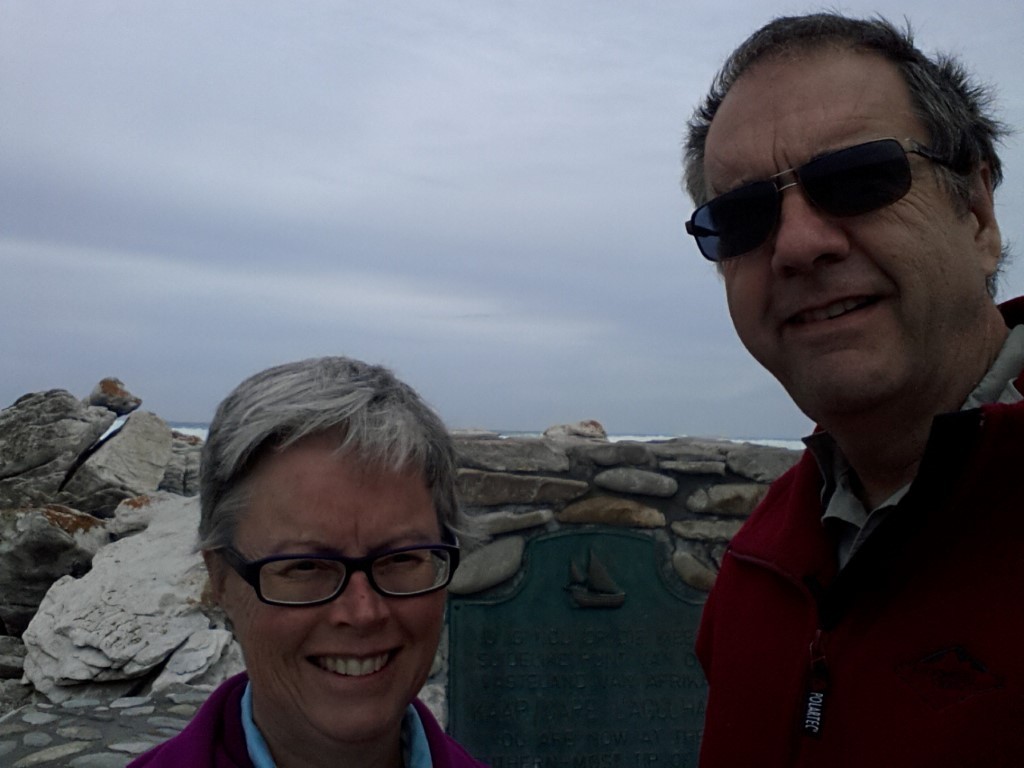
[{"xmin": 1, "ymin": 0, "xmax": 1021, "ymax": 439}]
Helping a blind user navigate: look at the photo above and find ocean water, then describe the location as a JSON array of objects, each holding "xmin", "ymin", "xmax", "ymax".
[
  {"xmin": 162, "ymin": 422, "xmax": 804, "ymax": 452},
  {"xmin": 166, "ymin": 421, "xmax": 211, "ymax": 441}
]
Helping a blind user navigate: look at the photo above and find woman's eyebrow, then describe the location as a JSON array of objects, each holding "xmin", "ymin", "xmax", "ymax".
[{"xmin": 255, "ymin": 530, "xmax": 443, "ymax": 557}]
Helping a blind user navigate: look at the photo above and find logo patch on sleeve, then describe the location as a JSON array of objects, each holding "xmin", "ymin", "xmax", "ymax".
[{"xmin": 897, "ymin": 645, "xmax": 1005, "ymax": 710}]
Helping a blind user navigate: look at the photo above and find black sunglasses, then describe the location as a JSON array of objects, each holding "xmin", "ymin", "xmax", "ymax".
[{"xmin": 685, "ymin": 138, "xmax": 948, "ymax": 262}]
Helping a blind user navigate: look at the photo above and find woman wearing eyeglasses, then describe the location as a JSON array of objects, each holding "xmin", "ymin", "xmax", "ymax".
[{"xmin": 129, "ymin": 357, "xmax": 486, "ymax": 768}]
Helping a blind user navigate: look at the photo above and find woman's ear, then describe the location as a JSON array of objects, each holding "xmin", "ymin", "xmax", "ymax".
[{"xmin": 202, "ymin": 549, "xmax": 227, "ymax": 605}]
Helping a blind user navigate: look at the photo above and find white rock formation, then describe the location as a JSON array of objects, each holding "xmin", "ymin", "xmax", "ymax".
[
  {"xmin": 0, "ymin": 390, "xmax": 116, "ymax": 509},
  {"xmin": 59, "ymin": 410, "xmax": 173, "ymax": 517},
  {"xmin": 21, "ymin": 493, "xmax": 242, "ymax": 701},
  {"xmin": 0, "ymin": 505, "xmax": 109, "ymax": 636}
]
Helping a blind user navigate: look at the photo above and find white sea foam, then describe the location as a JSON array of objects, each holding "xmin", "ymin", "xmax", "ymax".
[
  {"xmin": 97, "ymin": 421, "xmax": 805, "ymax": 453},
  {"xmin": 167, "ymin": 423, "xmax": 209, "ymax": 441},
  {"xmin": 470, "ymin": 429, "xmax": 804, "ymax": 451}
]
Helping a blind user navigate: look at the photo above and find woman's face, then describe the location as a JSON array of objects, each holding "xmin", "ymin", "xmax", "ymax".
[{"xmin": 205, "ymin": 433, "xmax": 447, "ymax": 761}]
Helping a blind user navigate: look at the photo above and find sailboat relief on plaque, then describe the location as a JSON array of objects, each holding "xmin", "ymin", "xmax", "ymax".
[{"xmin": 564, "ymin": 548, "xmax": 626, "ymax": 609}]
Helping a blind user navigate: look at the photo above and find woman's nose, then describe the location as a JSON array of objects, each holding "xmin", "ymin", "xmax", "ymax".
[{"xmin": 326, "ymin": 571, "xmax": 390, "ymax": 627}]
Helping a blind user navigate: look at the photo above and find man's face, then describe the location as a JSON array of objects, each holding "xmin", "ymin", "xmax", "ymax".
[{"xmin": 703, "ymin": 47, "xmax": 1002, "ymax": 427}]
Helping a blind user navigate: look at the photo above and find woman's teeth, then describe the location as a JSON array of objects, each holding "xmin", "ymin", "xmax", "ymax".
[{"xmin": 317, "ymin": 653, "xmax": 389, "ymax": 677}]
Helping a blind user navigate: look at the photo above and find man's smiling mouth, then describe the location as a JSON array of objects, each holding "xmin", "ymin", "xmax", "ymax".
[{"xmin": 790, "ymin": 297, "xmax": 878, "ymax": 324}]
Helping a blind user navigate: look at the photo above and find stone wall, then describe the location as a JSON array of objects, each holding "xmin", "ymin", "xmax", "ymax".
[{"xmin": 449, "ymin": 429, "xmax": 800, "ymax": 597}]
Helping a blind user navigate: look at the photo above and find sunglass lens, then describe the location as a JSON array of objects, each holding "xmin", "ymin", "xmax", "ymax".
[
  {"xmin": 802, "ymin": 139, "xmax": 912, "ymax": 217},
  {"xmin": 690, "ymin": 180, "xmax": 779, "ymax": 261}
]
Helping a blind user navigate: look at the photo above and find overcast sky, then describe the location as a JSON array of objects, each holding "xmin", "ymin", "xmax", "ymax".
[{"xmin": 3, "ymin": 1, "xmax": 1022, "ymax": 440}]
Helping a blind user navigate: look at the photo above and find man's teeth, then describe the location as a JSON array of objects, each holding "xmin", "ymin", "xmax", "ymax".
[
  {"xmin": 318, "ymin": 654, "xmax": 389, "ymax": 677},
  {"xmin": 798, "ymin": 298, "xmax": 866, "ymax": 323}
]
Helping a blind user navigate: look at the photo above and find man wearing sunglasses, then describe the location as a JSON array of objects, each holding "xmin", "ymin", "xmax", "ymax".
[{"xmin": 682, "ymin": 13, "xmax": 1024, "ymax": 768}]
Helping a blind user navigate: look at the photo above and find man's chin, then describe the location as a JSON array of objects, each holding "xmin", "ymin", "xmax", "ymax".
[{"xmin": 784, "ymin": 374, "xmax": 901, "ymax": 426}]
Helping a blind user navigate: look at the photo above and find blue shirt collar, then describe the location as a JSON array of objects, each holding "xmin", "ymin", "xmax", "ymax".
[{"xmin": 240, "ymin": 681, "xmax": 433, "ymax": 767}]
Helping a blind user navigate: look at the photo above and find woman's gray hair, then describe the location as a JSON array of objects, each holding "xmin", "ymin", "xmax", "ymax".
[
  {"xmin": 682, "ymin": 12, "xmax": 1010, "ymax": 294},
  {"xmin": 198, "ymin": 357, "xmax": 466, "ymax": 551}
]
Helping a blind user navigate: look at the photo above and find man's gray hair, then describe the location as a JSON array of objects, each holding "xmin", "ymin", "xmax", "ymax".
[
  {"xmin": 198, "ymin": 356, "xmax": 466, "ymax": 551},
  {"xmin": 682, "ymin": 12, "xmax": 1010, "ymax": 292}
]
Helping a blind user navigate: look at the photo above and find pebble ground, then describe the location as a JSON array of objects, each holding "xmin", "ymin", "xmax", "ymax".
[{"xmin": 0, "ymin": 687, "xmax": 205, "ymax": 767}]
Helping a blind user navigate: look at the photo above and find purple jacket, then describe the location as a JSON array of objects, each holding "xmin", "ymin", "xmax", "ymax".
[{"xmin": 128, "ymin": 672, "xmax": 486, "ymax": 767}]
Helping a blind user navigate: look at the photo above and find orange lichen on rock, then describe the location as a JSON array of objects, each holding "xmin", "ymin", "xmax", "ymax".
[
  {"xmin": 98, "ymin": 377, "xmax": 126, "ymax": 396},
  {"xmin": 41, "ymin": 504, "xmax": 105, "ymax": 535}
]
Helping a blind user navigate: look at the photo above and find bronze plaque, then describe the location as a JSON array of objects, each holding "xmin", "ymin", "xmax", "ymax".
[{"xmin": 448, "ymin": 528, "xmax": 707, "ymax": 767}]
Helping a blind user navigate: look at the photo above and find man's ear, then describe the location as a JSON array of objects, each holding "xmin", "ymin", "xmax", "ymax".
[{"xmin": 968, "ymin": 163, "xmax": 1002, "ymax": 278}]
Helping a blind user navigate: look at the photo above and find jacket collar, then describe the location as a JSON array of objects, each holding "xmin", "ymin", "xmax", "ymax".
[
  {"xmin": 726, "ymin": 295, "xmax": 1024, "ymax": 590},
  {"xmin": 1001, "ymin": 296, "xmax": 1024, "ymax": 391}
]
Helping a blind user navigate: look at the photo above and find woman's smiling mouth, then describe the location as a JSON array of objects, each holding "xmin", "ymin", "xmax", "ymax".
[{"xmin": 314, "ymin": 653, "xmax": 390, "ymax": 677}]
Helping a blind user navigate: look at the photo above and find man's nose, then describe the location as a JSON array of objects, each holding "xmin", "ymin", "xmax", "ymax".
[{"xmin": 769, "ymin": 185, "xmax": 851, "ymax": 275}]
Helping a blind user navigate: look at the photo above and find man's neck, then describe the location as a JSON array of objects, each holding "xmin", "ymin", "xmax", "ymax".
[
  {"xmin": 834, "ymin": 421, "xmax": 929, "ymax": 510},
  {"xmin": 825, "ymin": 316, "xmax": 1010, "ymax": 510}
]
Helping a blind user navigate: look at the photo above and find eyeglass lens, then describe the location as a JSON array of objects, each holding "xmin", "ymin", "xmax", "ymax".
[
  {"xmin": 259, "ymin": 548, "xmax": 452, "ymax": 604},
  {"xmin": 688, "ymin": 139, "xmax": 913, "ymax": 262}
]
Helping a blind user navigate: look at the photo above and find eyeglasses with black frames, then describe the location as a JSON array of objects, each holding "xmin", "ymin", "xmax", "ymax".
[
  {"xmin": 685, "ymin": 137, "xmax": 952, "ymax": 263},
  {"xmin": 217, "ymin": 535, "xmax": 461, "ymax": 607}
]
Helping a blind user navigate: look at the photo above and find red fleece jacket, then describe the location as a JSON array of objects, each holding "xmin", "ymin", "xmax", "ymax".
[{"xmin": 696, "ymin": 297, "xmax": 1024, "ymax": 768}]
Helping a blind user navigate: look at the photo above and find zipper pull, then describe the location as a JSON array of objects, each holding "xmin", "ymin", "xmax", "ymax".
[{"xmin": 802, "ymin": 629, "xmax": 829, "ymax": 738}]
